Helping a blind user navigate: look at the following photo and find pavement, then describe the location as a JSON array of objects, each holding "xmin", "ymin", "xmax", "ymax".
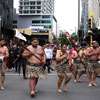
[{"xmin": 0, "ymin": 72, "xmax": 100, "ymax": 100}]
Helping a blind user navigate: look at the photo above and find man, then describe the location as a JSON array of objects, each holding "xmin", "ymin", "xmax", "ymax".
[
  {"xmin": 44, "ymin": 43, "xmax": 53, "ymax": 73},
  {"xmin": 0, "ymin": 39, "xmax": 9, "ymax": 90},
  {"xmin": 85, "ymin": 41, "xmax": 100, "ymax": 86},
  {"xmin": 56, "ymin": 44, "xmax": 72, "ymax": 94},
  {"xmin": 22, "ymin": 38, "xmax": 46, "ymax": 97}
]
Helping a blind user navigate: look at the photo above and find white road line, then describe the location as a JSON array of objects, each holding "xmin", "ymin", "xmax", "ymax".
[{"xmin": 5, "ymin": 73, "xmax": 56, "ymax": 76}]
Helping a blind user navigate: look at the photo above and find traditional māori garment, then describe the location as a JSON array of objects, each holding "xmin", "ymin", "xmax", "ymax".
[
  {"xmin": 86, "ymin": 60, "xmax": 100, "ymax": 73},
  {"xmin": 27, "ymin": 64, "xmax": 47, "ymax": 79},
  {"xmin": 0, "ymin": 58, "xmax": 6, "ymax": 76},
  {"xmin": 55, "ymin": 59, "xmax": 72, "ymax": 76},
  {"xmin": 74, "ymin": 59, "xmax": 85, "ymax": 72}
]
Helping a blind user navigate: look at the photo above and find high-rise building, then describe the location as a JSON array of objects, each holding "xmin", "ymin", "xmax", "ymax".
[
  {"xmin": 19, "ymin": 0, "xmax": 54, "ymax": 15},
  {"xmin": 17, "ymin": 0, "xmax": 55, "ymax": 31},
  {"xmin": 15, "ymin": 0, "xmax": 56, "ymax": 43}
]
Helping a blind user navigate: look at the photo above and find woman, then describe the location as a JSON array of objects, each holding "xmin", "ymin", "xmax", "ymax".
[
  {"xmin": 0, "ymin": 39, "xmax": 9, "ymax": 90},
  {"xmin": 55, "ymin": 44, "xmax": 72, "ymax": 94}
]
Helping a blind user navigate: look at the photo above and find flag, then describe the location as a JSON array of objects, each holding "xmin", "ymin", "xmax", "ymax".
[{"xmin": 15, "ymin": 30, "xmax": 27, "ymax": 41}]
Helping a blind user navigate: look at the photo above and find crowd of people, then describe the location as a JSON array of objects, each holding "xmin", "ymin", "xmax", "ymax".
[{"xmin": 0, "ymin": 37, "xmax": 100, "ymax": 97}]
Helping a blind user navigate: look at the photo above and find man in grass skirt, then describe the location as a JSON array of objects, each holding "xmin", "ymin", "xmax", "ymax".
[
  {"xmin": 55, "ymin": 44, "xmax": 72, "ymax": 94},
  {"xmin": 84, "ymin": 41, "xmax": 100, "ymax": 87},
  {"xmin": 22, "ymin": 38, "xmax": 46, "ymax": 97}
]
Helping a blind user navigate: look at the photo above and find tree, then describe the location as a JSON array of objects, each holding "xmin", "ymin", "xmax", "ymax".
[{"xmin": 58, "ymin": 33, "xmax": 71, "ymax": 46}]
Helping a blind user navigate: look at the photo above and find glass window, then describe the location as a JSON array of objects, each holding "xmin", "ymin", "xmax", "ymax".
[
  {"xmin": 19, "ymin": 11, "xmax": 22, "ymax": 14},
  {"xmin": 24, "ymin": 10, "xmax": 29, "ymax": 13},
  {"xmin": 32, "ymin": 20, "xmax": 41, "ymax": 23},
  {"xmin": 20, "ymin": 2, "xmax": 23, "ymax": 5},
  {"xmin": 37, "ymin": 6, "xmax": 41, "ymax": 9},
  {"xmin": 30, "ymin": 1, "xmax": 35, "ymax": 5},
  {"xmin": 30, "ymin": 11, "xmax": 35, "ymax": 13},
  {"xmin": 30, "ymin": 6, "xmax": 35, "ymax": 9},
  {"xmin": 42, "ymin": 15, "xmax": 51, "ymax": 18},
  {"xmin": 37, "ymin": 10, "xmax": 41, "ymax": 13},
  {"xmin": 37, "ymin": 1, "xmax": 41, "ymax": 5},
  {"xmin": 24, "ymin": 2, "xmax": 29, "ymax": 5},
  {"xmin": 24, "ymin": 6, "xmax": 29, "ymax": 9},
  {"xmin": 19, "ymin": 6, "xmax": 23, "ymax": 9},
  {"xmin": 13, "ymin": 20, "xmax": 17, "ymax": 24},
  {"xmin": 42, "ymin": 20, "xmax": 51, "ymax": 23}
]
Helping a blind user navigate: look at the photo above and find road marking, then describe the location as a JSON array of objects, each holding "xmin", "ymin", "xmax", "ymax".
[{"xmin": 5, "ymin": 73, "xmax": 56, "ymax": 76}]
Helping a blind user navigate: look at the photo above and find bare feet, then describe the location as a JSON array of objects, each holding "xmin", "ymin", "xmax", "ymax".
[
  {"xmin": 57, "ymin": 89, "xmax": 62, "ymax": 95},
  {"xmin": 30, "ymin": 91, "xmax": 35, "ymax": 97}
]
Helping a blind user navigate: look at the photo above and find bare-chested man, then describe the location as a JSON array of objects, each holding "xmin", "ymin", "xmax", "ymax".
[
  {"xmin": 85, "ymin": 41, "xmax": 100, "ymax": 87},
  {"xmin": 70, "ymin": 47, "xmax": 86, "ymax": 83},
  {"xmin": 0, "ymin": 39, "xmax": 9, "ymax": 90},
  {"xmin": 22, "ymin": 38, "xmax": 46, "ymax": 97}
]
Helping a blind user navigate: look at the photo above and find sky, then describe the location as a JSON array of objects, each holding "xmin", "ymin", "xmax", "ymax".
[{"xmin": 14, "ymin": 0, "xmax": 78, "ymax": 33}]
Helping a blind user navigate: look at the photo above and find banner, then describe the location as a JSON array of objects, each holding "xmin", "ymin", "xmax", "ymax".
[{"xmin": 15, "ymin": 30, "xmax": 27, "ymax": 41}]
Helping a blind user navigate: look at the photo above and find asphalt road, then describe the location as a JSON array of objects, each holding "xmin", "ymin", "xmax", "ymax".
[{"xmin": 0, "ymin": 72, "xmax": 100, "ymax": 100}]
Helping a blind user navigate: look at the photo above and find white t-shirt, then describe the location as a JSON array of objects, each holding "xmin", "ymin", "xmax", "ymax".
[{"xmin": 44, "ymin": 48, "xmax": 53, "ymax": 59}]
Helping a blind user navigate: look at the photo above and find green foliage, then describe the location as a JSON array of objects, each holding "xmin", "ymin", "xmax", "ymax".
[{"xmin": 57, "ymin": 33, "xmax": 71, "ymax": 46}]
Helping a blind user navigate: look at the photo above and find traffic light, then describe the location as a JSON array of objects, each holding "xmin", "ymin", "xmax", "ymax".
[{"xmin": 88, "ymin": 18, "xmax": 92, "ymax": 29}]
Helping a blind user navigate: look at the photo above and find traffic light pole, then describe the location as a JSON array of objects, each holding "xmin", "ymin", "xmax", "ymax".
[{"xmin": 90, "ymin": 35, "xmax": 93, "ymax": 46}]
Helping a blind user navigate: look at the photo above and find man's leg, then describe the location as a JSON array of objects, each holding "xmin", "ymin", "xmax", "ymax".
[
  {"xmin": 57, "ymin": 74, "xmax": 64, "ymax": 93},
  {"xmin": 29, "ymin": 77, "xmax": 38, "ymax": 96}
]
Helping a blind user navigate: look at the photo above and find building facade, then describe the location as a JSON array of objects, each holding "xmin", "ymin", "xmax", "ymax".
[
  {"xmin": 18, "ymin": 0, "xmax": 55, "ymax": 31},
  {"xmin": 14, "ymin": 0, "xmax": 56, "ymax": 43},
  {"xmin": 19, "ymin": 0, "xmax": 54, "ymax": 15}
]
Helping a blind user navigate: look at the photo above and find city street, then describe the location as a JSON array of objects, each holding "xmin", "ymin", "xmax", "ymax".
[{"xmin": 0, "ymin": 72, "xmax": 100, "ymax": 100}]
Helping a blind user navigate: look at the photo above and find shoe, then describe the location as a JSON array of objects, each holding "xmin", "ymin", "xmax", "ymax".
[
  {"xmin": 88, "ymin": 83, "xmax": 92, "ymax": 87},
  {"xmin": 30, "ymin": 91, "xmax": 35, "ymax": 97}
]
